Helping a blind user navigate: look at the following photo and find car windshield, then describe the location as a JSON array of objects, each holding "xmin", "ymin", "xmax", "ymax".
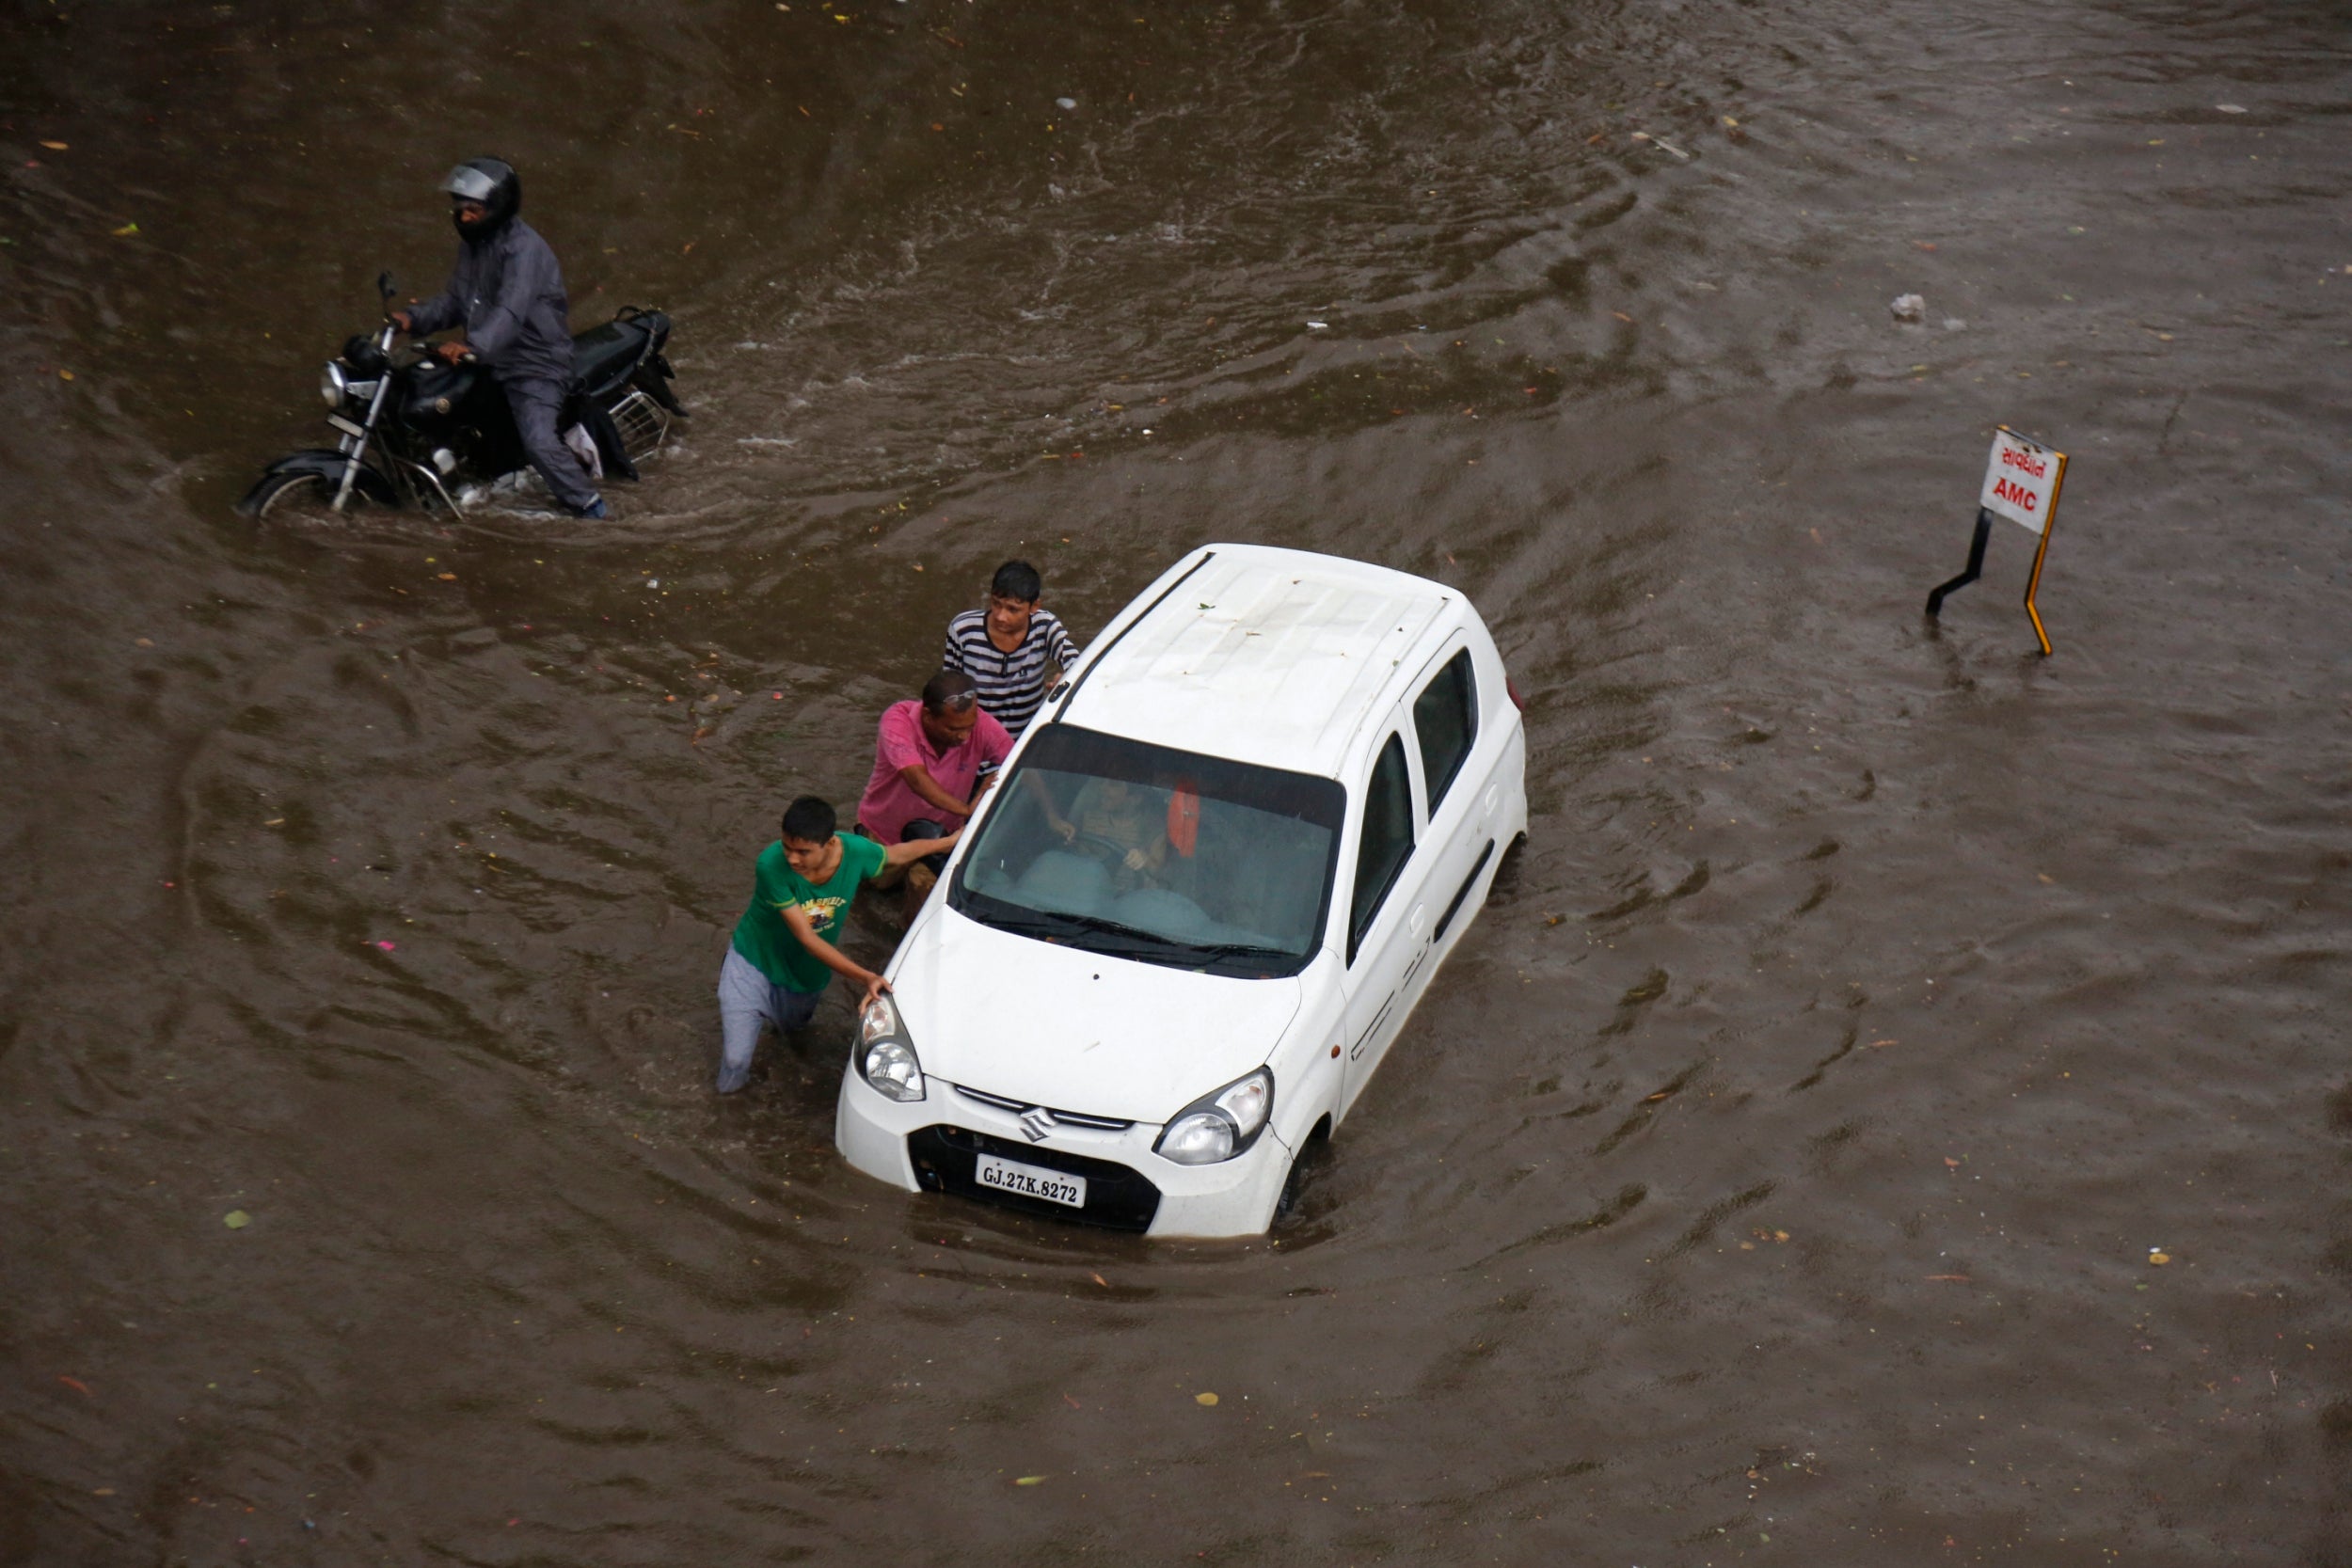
[{"xmin": 948, "ymin": 724, "xmax": 1345, "ymax": 978}]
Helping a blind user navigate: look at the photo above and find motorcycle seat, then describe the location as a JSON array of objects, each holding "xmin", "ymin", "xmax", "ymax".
[{"xmin": 572, "ymin": 320, "xmax": 653, "ymax": 396}]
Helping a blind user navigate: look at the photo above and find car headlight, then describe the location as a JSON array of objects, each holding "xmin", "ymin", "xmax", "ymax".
[
  {"xmin": 1153, "ymin": 1067, "xmax": 1274, "ymax": 1165},
  {"xmin": 858, "ymin": 993, "xmax": 924, "ymax": 1101},
  {"xmin": 319, "ymin": 361, "xmax": 349, "ymax": 408}
]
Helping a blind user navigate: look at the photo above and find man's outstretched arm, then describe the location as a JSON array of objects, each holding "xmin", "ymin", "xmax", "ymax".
[
  {"xmin": 780, "ymin": 905, "xmax": 887, "ymax": 1003},
  {"xmin": 880, "ymin": 828, "xmax": 961, "ymax": 871},
  {"xmin": 895, "ymin": 763, "xmax": 974, "ymax": 820}
]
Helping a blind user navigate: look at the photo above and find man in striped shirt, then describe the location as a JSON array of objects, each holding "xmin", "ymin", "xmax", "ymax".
[{"xmin": 941, "ymin": 560, "xmax": 1084, "ymax": 737}]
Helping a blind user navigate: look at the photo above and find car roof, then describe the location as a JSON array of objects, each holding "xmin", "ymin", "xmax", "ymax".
[{"xmin": 1056, "ymin": 544, "xmax": 1459, "ymax": 777}]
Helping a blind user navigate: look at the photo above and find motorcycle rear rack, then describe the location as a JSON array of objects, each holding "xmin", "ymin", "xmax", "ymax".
[{"xmin": 609, "ymin": 389, "xmax": 671, "ymax": 461}]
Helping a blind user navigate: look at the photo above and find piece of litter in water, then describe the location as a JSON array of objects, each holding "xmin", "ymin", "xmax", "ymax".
[
  {"xmin": 1890, "ymin": 293, "xmax": 1926, "ymax": 323},
  {"xmin": 1056, "ymin": 97, "xmax": 1076, "ymax": 109},
  {"xmin": 373, "ymin": 940, "xmax": 397, "ymax": 951},
  {"xmin": 1195, "ymin": 1391, "xmax": 1219, "ymax": 1406},
  {"xmin": 223, "ymin": 1211, "xmax": 252, "ymax": 1229},
  {"xmin": 1306, "ymin": 320, "xmax": 1328, "ymax": 329},
  {"xmin": 1015, "ymin": 1475, "xmax": 1046, "ymax": 1486},
  {"xmin": 2216, "ymin": 103, "xmax": 2247, "ymax": 114}
]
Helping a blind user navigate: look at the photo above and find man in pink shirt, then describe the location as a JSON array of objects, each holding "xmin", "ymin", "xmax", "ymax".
[{"xmin": 855, "ymin": 670, "xmax": 1013, "ymax": 917}]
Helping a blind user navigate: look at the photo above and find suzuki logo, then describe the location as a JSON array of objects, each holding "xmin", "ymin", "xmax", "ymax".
[{"xmin": 1018, "ymin": 1106, "xmax": 1057, "ymax": 1143}]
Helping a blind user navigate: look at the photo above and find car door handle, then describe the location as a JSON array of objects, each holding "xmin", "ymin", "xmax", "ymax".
[{"xmin": 1432, "ymin": 839, "xmax": 1497, "ymax": 942}]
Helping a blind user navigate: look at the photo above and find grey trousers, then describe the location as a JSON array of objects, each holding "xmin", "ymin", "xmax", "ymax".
[
  {"xmin": 715, "ymin": 946, "xmax": 820, "ymax": 1093},
  {"xmin": 503, "ymin": 373, "xmax": 601, "ymax": 515}
]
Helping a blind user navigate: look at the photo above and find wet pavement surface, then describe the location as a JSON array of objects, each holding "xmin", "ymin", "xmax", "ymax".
[{"xmin": 3, "ymin": 1, "xmax": 2349, "ymax": 1562}]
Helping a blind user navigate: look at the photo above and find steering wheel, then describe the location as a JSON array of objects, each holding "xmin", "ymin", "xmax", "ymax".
[{"xmin": 1066, "ymin": 830, "xmax": 1139, "ymax": 870}]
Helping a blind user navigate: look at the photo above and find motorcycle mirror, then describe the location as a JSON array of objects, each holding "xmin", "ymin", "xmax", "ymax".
[{"xmin": 376, "ymin": 269, "xmax": 396, "ymax": 304}]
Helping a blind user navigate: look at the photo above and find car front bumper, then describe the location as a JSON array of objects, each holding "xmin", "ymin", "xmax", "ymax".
[{"xmin": 834, "ymin": 1065, "xmax": 1293, "ymax": 1239}]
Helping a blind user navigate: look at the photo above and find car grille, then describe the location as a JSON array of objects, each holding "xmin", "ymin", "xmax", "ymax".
[
  {"xmin": 908, "ymin": 1126, "xmax": 1162, "ymax": 1232},
  {"xmin": 951, "ymin": 1084, "xmax": 1135, "ymax": 1132}
]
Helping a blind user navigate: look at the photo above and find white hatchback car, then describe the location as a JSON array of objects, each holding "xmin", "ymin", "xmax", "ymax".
[{"xmin": 834, "ymin": 544, "xmax": 1529, "ymax": 1236}]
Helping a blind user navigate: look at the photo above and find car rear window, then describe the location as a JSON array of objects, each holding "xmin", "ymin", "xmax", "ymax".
[{"xmin": 1412, "ymin": 648, "xmax": 1478, "ymax": 813}]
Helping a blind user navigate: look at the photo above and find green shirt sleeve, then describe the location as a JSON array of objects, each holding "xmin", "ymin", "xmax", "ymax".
[
  {"xmin": 755, "ymin": 842, "xmax": 803, "ymax": 914},
  {"xmin": 839, "ymin": 832, "xmax": 888, "ymax": 888}
]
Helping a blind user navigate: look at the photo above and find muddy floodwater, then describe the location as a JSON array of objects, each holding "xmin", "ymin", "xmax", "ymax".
[{"xmin": 4, "ymin": 0, "xmax": 2349, "ymax": 1562}]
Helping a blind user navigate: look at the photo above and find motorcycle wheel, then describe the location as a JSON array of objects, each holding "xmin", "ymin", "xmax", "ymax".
[{"xmin": 243, "ymin": 470, "xmax": 373, "ymax": 523}]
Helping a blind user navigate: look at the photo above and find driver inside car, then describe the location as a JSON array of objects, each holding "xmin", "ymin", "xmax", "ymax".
[
  {"xmin": 390, "ymin": 156, "xmax": 608, "ymax": 520},
  {"xmin": 1046, "ymin": 776, "xmax": 1172, "ymax": 889}
]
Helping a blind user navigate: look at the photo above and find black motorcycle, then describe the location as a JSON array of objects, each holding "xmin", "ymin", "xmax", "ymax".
[{"xmin": 239, "ymin": 272, "xmax": 684, "ymax": 518}]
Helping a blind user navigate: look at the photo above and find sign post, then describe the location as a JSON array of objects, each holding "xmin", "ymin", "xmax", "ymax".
[{"xmin": 1924, "ymin": 426, "xmax": 2069, "ymax": 655}]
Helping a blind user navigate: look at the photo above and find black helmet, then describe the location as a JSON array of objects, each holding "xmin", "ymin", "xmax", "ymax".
[{"xmin": 438, "ymin": 156, "xmax": 520, "ymax": 239}]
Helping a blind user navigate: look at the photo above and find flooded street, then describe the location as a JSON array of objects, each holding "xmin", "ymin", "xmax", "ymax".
[{"xmin": 4, "ymin": 0, "xmax": 2349, "ymax": 1561}]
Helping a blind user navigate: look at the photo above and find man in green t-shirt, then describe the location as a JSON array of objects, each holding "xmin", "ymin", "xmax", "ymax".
[{"xmin": 717, "ymin": 795, "xmax": 960, "ymax": 1094}]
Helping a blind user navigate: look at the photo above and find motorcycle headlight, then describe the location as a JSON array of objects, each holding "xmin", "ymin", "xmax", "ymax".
[
  {"xmin": 1154, "ymin": 1067, "xmax": 1274, "ymax": 1165},
  {"xmin": 858, "ymin": 993, "xmax": 924, "ymax": 1102},
  {"xmin": 319, "ymin": 361, "xmax": 349, "ymax": 408}
]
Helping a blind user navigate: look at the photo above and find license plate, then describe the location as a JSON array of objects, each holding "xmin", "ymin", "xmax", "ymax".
[{"xmin": 975, "ymin": 1152, "xmax": 1087, "ymax": 1209}]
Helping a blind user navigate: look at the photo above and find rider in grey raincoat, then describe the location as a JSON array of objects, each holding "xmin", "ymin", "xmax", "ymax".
[{"xmin": 393, "ymin": 157, "xmax": 606, "ymax": 518}]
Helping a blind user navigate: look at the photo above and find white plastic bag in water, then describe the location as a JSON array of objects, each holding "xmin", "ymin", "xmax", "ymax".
[{"xmin": 562, "ymin": 422, "xmax": 603, "ymax": 480}]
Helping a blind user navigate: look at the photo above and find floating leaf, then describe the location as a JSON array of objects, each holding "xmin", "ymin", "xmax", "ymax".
[
  {"xmin": 2149, "ymin": 1251, "xmax": 2171, "ymax": 1266},
  {"xmin": 1195, "ymin": 1391, "xmax": 1219, "ymax": 1407},
  {"xmin": 223, "ymin": 1211, "xmax": 251, "ymax": 1229},
  {"xmin": 1014, "ymin": 1475, "xmax": 1046, "ymax": 1486},
  {"xmin": 40, "ymin": 140, "xmax": 67, "ymax": 150},
  {"xmin": 112, "ymin": 222, "xmax": 139, "ymax": 237}
]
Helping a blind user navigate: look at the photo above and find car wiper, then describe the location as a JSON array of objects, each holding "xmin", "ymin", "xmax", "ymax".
[
  {"xmin": 972, "ymin": 901, "xmax": 1292, "ymax": 970},
  {"xmin": 1182, "ymin": 942, "xmax": 1296, "ymax": 962},
  {"xmin": 968, "ymin": 902, "xmax": 1172, "ymax": 951},
  {"xmin": 1170, "ymin": 941, "xmax": 1300, "ymax": 974},
  {"xmin": 1038, "ymin": 910, "xmax": 1184, "ymax": 951}
]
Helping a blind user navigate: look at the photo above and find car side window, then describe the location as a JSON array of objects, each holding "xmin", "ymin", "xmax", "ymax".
[
  {"xmin": 1347, "ymin": 733, "xmax": 1416, "ymax": 963},
  {"xmin": 1412, "ymin": 647, "xmax": 1479, "ymax": 813}
]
